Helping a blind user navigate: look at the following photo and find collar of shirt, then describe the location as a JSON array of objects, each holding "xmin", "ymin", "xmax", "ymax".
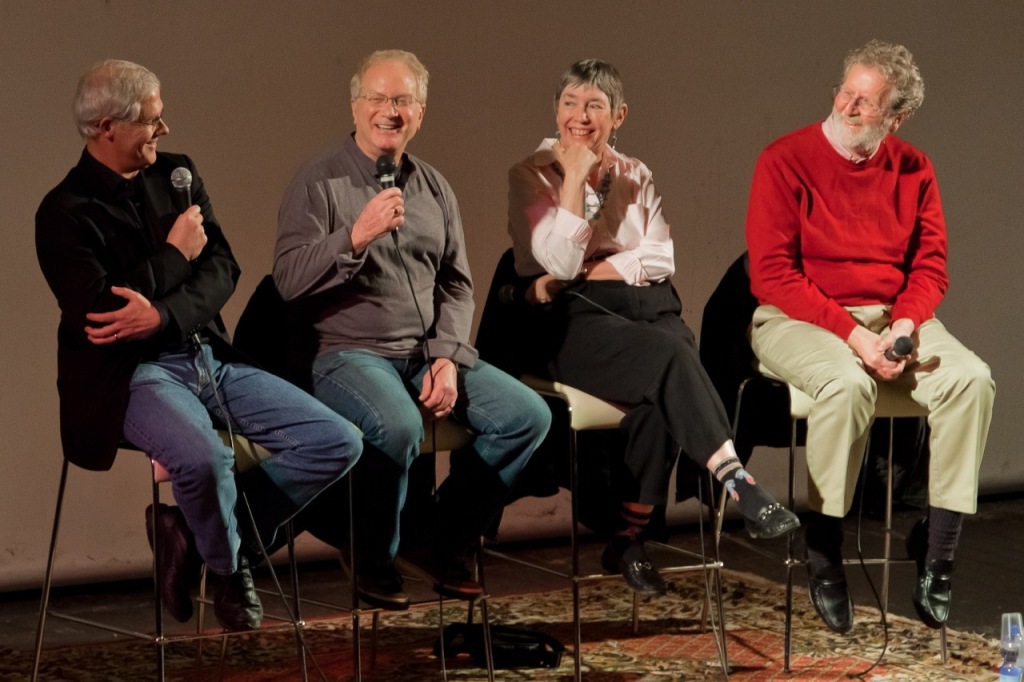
[
  {"xmin": 344, "ymin": 134, "xmax": 417, "ymax": 189},
  {"xmin": 81, "ymin": 148, "xmax": 136, "ymax": 199}
]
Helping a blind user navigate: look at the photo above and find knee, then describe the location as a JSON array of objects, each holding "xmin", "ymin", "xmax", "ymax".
[
  {"xmin": 814, "ymin": 369, "xmax": 875, "ymax": 408},
  {"xmin": 325, "ymin": 418, "xmax": 365, "ymax": 457},
  {"xmin": 362, "ymin": 409, "xmax": 423, "ymax": 458},
  {"xmin": 172, "ymin": 447, "xmax": 234, "ymax": 486},
  {"xmin": 941, "ymin": 356, "xmax": 996, "ymax": 404},
  {"xmin": 508, "ymin": 385, "xmax": 552, "ymax": 442}
]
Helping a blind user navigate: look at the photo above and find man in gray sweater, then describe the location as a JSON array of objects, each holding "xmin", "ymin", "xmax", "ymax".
[{"xmin": 274, "ymin": 49, "xmax": 550, "ymax": 610}]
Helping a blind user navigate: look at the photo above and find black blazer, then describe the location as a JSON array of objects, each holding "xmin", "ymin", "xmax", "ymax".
[{"xmin": 35, "ymin": 150, "xmax": 240, "ymax": 471}]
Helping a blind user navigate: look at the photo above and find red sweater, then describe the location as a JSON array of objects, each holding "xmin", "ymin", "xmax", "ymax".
[{"xmin": 745, "ymin": 123, "xmax": 948, "ymax": 340}]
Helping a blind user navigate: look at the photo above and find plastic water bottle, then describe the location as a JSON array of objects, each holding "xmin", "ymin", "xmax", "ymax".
[{"xmin": 1001, "ymin": 612, "xmax": 1023, "ymax": 682}]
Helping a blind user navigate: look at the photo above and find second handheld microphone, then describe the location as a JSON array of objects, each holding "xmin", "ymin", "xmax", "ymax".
[
  {"xmin": 884, "ymin": 335, "xmax": 914, "ymax": 362},
  {"xmin": 376, "ymin": 155, "xmax": 399, "ymax": 245}
]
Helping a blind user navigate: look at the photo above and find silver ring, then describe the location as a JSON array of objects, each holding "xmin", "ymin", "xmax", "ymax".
[{"xmin": 114, "ymin": 332, "xmax": 119, "ymax": 341}]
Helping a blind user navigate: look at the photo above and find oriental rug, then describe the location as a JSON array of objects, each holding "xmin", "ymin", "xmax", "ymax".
[{"xmin": 10, "ymin": 570, "xmax": 998, "ymax": 681}]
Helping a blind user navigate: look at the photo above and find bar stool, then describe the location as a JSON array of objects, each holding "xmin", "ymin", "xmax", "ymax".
[
  {"xmin": 719, "ymin": 371, "xmax": 947, "ymax": 671},
  {"xmin": 31, "ymin": 432, "xmax": 307, "ymax": 681},
  {"xmin": 231, "ymin": 274, "xmax": 493, "ymax": 680},
  {"xmin": 481, "ymin": 375, "xmax": 728, "ymax": 682},
  {"xmin": 345, "ymin": 415, "xmax": 494, "ymax": 682}
]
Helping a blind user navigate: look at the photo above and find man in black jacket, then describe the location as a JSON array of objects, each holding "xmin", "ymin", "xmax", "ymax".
[{"xmin": 35, "ymin": 59, "xmax": 362, "ymax": 630}]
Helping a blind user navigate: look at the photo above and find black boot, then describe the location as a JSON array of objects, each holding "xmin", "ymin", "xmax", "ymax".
[{"xmin": 209, "ymin": 555, "xmax": 263, "ymax": 631}]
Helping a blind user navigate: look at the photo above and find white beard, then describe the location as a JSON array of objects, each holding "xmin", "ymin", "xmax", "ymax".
[{"xmin": 830, "ymin": 110, "xmax": 891, "ymax": 157}]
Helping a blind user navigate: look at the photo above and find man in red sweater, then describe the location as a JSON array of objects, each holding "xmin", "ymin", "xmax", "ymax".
[{"xmin": 745, "ymin": 40, "xmax": 995, "ymax": 634}]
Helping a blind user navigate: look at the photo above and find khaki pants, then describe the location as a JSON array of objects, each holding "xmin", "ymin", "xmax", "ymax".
[{"xmin": 750, "ymin": 304, "xmax": 995, "ymax": 517}]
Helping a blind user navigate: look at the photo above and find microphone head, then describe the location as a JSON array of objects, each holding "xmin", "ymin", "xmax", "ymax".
[
  {"xmin": 893, "ymin": 336, "xmax": 914, "ymax": 356},
  {"xmin": 170, "ymin": 167, "xmax": 193, "ymax": 191},
  {"xmin": 375, "ymin": 155, "xmax": 396, "ymax": 176},
  {"xmin": 497, "ymin": 285, "xmax": 516, "ymax": 305},
  {"xmin": 376, "ymin": 155, "xmax": 397, "ymax": 189}
]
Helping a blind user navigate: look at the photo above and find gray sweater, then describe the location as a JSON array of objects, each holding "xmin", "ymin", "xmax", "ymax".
[{"xmin": 274, "ymin": 136, "xmax": 478, "ymax": 367}]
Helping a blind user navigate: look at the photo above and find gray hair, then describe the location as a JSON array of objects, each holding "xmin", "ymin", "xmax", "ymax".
[
  {"xmin": 74, "ymin": 59, "xmax": 160, "ymax": 139},
  {"xmin": 842, "ymin": 40, "xmax": 925, "ymax": 118},
  {"xmin": 350, "ymin": 50, "xmax": 429, "ymax": 103},
  {"xmin": 554, "ymin": 59, "xmax": 626, "ymax": 112}
]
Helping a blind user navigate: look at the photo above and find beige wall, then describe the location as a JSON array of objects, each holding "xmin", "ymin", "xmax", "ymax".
[{"xmin": 1, "ymin": 0, "xmax": 1020, "ymax": 590}]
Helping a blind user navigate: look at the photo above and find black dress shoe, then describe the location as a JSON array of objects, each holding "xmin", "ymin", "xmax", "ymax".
[
  {"xmin": 145, "ymin": 503, "xmax": 199, "ymax": 623},
  {"xmin": 805, "ymin": 550, "xmax": 853, "ymax": 634},
  {"xmin": 357, "ymin": 558, "xmax": 410, "ymax": 610},
  {"xmin": 906, "ymin": 517, "xmax": 953, "ymax": 628},
  {"xmin": 210, "ymin": 555, "xmax": 263, "ymax": 631},
  {"xmin": 744, "ymin": 503, "xmax": 801, "ymax": 539},
  {"xmin": 601, "ymin": 537, "xmax": 667, "ymax": 596}
]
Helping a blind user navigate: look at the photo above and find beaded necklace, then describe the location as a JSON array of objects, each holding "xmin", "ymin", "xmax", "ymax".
[
  {"xmin": 553, "ymin": 164, "xmax": 613, "ymax": 221},
  {"xmin": 584, "ymin": 168, "xmax": 613, "ymax": 221}
]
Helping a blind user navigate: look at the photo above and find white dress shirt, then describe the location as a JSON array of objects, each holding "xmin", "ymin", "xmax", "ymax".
[{"xmin": 507, "ymin": 138, "xmax": 674, "ymax": 285}]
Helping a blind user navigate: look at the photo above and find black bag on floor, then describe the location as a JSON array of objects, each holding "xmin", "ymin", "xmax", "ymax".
[{"xmin": 433, "ymin": 622, "xmax": 565, "ymax": 669}]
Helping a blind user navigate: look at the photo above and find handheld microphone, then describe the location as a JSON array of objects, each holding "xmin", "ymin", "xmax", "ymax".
[
  {"xmin": 376, "ymin": 155, "xmax": 399, "ymax": 245},
  {"xmin": 884, "ymin": 335, "xmax": 914, "ymax": 362},
  {"xmin": 498, "ymin": 285, "xmax": 526, "ymax": 305},
  {"xmin": 170, "ymin": 167, "xmax": 192, "ymax": 213},
  {"xmin": 376, "ymin": 155, "xmax": 397, "ymax": 189}
]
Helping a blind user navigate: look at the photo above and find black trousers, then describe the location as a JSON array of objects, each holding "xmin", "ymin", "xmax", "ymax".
[{"xmin": 545, "ymin": 280, "xmax": 732, "ymax": 506}]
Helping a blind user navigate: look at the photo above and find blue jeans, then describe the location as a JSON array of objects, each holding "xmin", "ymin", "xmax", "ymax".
[
  {"xmin": 123, "ymin": 344, "xmax": 362, "ymax": 575},
  {"xmin": 312, "ymin": 350, "xmax": 550, "ymax": 561}
]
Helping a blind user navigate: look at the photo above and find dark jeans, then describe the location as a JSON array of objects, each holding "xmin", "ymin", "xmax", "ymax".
[{"xmin": 312, "ymin": 350, "xmax": 550, "ymax": 562}]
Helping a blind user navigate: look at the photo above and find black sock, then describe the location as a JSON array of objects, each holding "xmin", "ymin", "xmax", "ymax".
[
  {"xmin": 927, "ymin": 507, "xmax": 963, "ymax": 562},
  {"xmin": 715, "ymin": 457, "xmax": 781, "ymax": 523},
  {"xmin": 804, "ymin": 511, "xmax": 844, "ymax": 575}
]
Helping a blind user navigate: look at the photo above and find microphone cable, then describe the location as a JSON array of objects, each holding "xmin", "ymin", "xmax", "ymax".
[
  {"xmin": 564, "ymin": 289, "xmax": 632, "ymax": 323},
  {"xmin": 191, "ymin": 334, "xmax": 328, "ymax": 680},
  {"xmin": 393, "ymin": 228, "xmax": 463, "ymax": 681},
  {"xmin": 391, "ymin": 232, "xmax": 444, "ymax": 432},
  {"xmin": 845, "ymin": 424, "xmax": 891, "ymax": 679}
]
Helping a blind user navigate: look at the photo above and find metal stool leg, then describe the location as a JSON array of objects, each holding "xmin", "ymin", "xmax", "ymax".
[
  {"xmin": 473, "ymin": 548, "xmax": 496, "ymax": 681},
  {"xmin": 347, "ymin": 473, "xmax": 363, "ymax": 682},
  {"xmin": 784, "ymin": 419, "xmax": 798, "ymax": 673},
  {"xmin": 285, "ymin": 523, "xmax": 307, "ymax": 680},
  {"xmin": 31, "ymin": 461, "xmax": 69, "ymax": 682},
  {"xmin": 569, "ymin": 429, "xmax": 583, "ymax": 682}
]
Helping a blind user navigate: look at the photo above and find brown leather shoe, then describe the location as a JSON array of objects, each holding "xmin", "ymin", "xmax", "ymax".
[
  {"xmin": 356, "ymin": 558, "xmax": 411, "ymax": 611},
  {"xmin": 144, "ymin": 504, "xmax": 199, "ymax": 623},
  {"xmin": 398, "ymin": 546, "xmax": 483, "ymax": 600}
]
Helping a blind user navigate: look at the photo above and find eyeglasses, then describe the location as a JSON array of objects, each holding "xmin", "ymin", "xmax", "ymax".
[
  {"xmin": 356, "ymin": 92, "xmax": 419, "ymax": 110},
  {"xmin": 833, "ymin": 86, "xmax": 886, "ymax": 117},
  {"xmin": 120, "ymin": 114, "xmax": 166, "ymax": 129}
]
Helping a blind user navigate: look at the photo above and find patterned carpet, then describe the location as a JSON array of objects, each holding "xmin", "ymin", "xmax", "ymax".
[{"xmin": 13, "ymin": 570, "xmax": 998, "ymax": 681}]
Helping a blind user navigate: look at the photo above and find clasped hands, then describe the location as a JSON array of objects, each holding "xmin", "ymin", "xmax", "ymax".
[{"xmin": 847, "ymin": 317, "xmax": 916, "ymax": 380}]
